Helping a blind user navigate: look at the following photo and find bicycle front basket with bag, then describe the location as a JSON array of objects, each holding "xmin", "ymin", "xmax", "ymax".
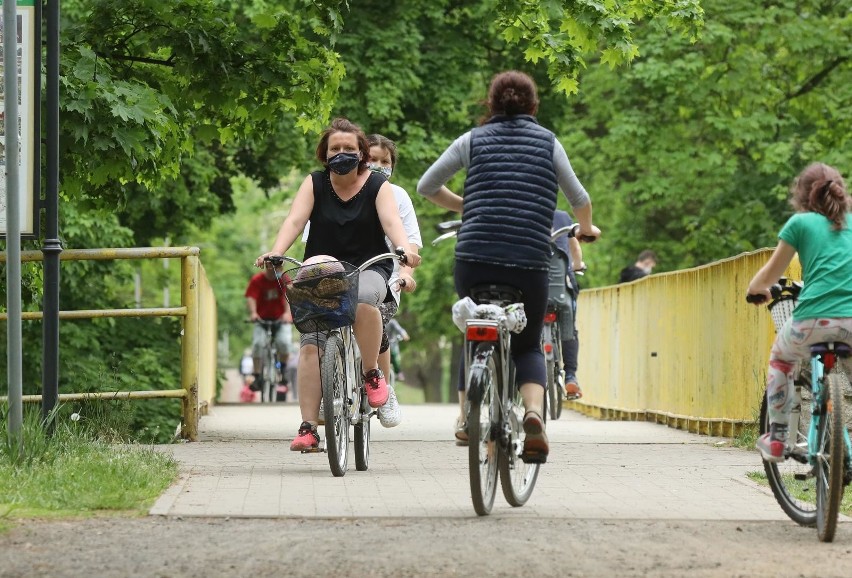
[
  {"xmin": 768, "ymin": 292, "xmax": 797, "ymax": 333},
  {"xmin": 285, "ymin": 258, "xmax": 359, "ymax": 333}
]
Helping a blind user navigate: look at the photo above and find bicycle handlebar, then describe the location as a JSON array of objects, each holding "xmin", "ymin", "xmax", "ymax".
[
  {"xmin": 264, "ymin": 247, "xmax": 408, "ymax": 273},
  {"xmin": 745, "ymin": 278, "xmax": 802, "ymax": 305}
]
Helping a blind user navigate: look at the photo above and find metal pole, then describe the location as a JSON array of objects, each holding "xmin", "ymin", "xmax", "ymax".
[
  {"xmin": 41, "ymin": 0, "xmax": 61, "ymax": 425},
  {"xmin": 4, "ymin": 0, "xmax": 24, "ymax": 444}
]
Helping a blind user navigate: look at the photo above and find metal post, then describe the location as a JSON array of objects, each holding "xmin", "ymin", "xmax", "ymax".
[
  {"xmin": 41, "ymin": 0, "xmax": 61, "ymax": 425},
  {"xmin": 180, "ymin": 254, "xmax": 200, "ymax": 441},
  {"xmin": 4, "ymin": 0, "xmax": 24, "ymax": 445}
]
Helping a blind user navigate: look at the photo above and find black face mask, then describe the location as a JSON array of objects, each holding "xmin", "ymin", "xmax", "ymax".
[{"xmin": 327, "ymin": 152, "xmax": 360, "ymax": 175}]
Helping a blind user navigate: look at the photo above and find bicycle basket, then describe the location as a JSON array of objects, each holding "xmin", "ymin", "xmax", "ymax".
[
  {"xmin": 768, "ymin": 296, "xmax": 797, "ymax": 333},
  {"xmin": 285, "ymin": 259, "xmax": 359, "ymax": 333}
]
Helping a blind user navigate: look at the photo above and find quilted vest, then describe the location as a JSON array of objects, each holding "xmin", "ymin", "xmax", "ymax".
[{"xmin": 457, "ymin": 115, "xmax": 558, "ymax": 270}]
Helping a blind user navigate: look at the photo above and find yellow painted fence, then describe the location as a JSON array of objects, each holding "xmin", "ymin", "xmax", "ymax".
[
  {"xmin": 569, "ymin": 249, "xmax": 801, "ymax": 437},
  {"xmin": 0, "ymin": 247, "xmax": 216, "ymax": 440}
]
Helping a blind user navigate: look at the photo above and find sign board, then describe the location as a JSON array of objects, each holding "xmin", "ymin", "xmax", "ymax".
[{"xmin": 0, "ymin": 0, "xmax": 38, "ymax": 238}]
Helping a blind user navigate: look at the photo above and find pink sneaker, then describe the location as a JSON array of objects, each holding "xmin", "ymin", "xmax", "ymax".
[
  {"xmin": 755, "ymin": 432, "xmax": 785, "ymax": 463},
  {"xmin": 363, "ymin": 368, "xmax": 389, "ymax": 407},
  {"xmin": 290, "ymin": 421, "xmax": 320, "ymax": 451}
]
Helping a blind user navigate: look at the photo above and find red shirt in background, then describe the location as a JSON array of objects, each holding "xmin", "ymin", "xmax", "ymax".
[{"xmin": 245, "ymin": 272, "xmax": 289, "ymax": 320}]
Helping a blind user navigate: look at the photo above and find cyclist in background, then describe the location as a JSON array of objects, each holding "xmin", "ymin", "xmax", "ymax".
[
  {"xmin": 417, "ymin": 70, "xmax": 600, "ymax": 462},
  {"xmin": 552, "ymin": 209, "xmax": 585, "ymax": 399},
  {"xmin": 385, "ymin": 317, "xmax": 410, "ymax": 381},
  {"xmin": 747, "ymin": 162, "xmax": 852, "ymax": 462},
  {"xmin": 367, "ymin": 133, "xmax": 422, "ymax": 427},
  {"xmin": 245, "ymin": 261, "xmax": 293, "ymax": 394},
  {"xmin": 256, "ymin": 117, "xmax": 420, "ymax": 451}
]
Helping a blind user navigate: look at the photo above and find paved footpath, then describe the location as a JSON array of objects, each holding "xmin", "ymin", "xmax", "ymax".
[{"xmin": 151, "ymin": 402, "xmax": 801, "ymax": 521}]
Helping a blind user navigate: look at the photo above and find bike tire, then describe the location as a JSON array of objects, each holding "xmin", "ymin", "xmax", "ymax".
[
  {"xmin": 262, "ymin": 347, "xmax": 277, "ymax": 403},
  {"xmin": 499, "ymin": 381, "xmax": 541, "ymax": 507},
  {"xmin": 545, "ymin": 357, "xmax": 559, "ymax": 421},
  {"xmin": 321, "ymin": 334, "xmax": 349, "ymax": 477},
  {"xmin": 354, "ymin": 390, "xmax": 371, "ymax": 471},
  {"xmin": 760, "ymin": 383, "xmax": 817, "ymax": 527},
  {"xmin": 816, "ymin": 370, "xmax": 846, "ymax": 542},
  {"xmin": 467, "ymin": 342, "xmax": 500, "ymax": 516}
]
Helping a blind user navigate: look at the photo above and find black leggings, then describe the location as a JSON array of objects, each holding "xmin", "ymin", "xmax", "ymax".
[{"xmin": 454, "ymin": 260, "xmax": 548, "ymax": 391}]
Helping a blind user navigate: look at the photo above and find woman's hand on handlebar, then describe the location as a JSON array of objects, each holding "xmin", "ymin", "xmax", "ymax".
[
  {"xmin": 576, "ymin": 224, "xmax": 601, "ymax": 243},
  {"xmin": 393, "ymin": 273, "xmax": 416, "ymax": 293},
  {"xmin": 255, "ymin": 252, "xmax": 281, "ymax": 268},
  {"xmin": 395, "ymin": 247, "xmax": 422, "ymax": 268}
]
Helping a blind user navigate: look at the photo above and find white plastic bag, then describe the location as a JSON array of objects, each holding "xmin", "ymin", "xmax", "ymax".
[{"xmin": 452, "ymin": 297, "xmax": 478, "ymax": 333}]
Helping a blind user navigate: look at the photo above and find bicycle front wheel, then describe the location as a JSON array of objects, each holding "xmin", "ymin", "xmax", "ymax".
[
  {"xmin": 760, "ymin": 385, "xmax": 817, "ymax": 526},
  {"xmin": 354, "ymin": 389, "xmax": 371, "ymax": 471},
  {"xmin": 262, "ymin": 347, "xmax": 277, "ymax": 403},
  {"xmin": 467, "ymin": 342, "xmax": 500, "ymax": 516},
  {"xmin": 321, "ymin": 334, "xmax": 349, "ymax": 477},
  {"xmin": 816, "ymin": 370, "xmax": 846, "ymax": 542},
  {"xmin": 499, "ymin": 382, "xmax": 541, "ymax": 507}
]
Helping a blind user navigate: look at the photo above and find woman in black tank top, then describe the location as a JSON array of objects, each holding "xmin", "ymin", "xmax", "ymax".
[{"xmin": 256, "ymin": 117, "xmax": 421, "ymax": 451}]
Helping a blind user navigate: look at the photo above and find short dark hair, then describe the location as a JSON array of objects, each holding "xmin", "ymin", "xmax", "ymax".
[{"xmin": 315, "ymin": 117, "xmax": 370, "ymax": 174}]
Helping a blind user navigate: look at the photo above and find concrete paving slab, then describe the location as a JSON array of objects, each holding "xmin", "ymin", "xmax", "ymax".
[{"xmin": 150, "ymin": 402, "xmax": 813, "ymax": 521}]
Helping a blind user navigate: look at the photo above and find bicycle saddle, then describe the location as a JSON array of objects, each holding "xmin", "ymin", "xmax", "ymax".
[
  {"xmin": 809, "ymin": 342, "xmax": 852, "ymax": 357},
  {"xmin": 469, "ymin": 284, "xmax": 523, "ymax": 306}
]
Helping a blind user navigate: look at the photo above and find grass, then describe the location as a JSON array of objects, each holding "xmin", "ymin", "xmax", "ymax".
[
  {"xmin": 393, "ymin": 379, "xmax": 426, "ymax": 404},
  {"xmin": 747, "ymin": 470, "xmax": 852, "ymax": 517},
  {"xmin": 0, "ymin": 405, "xmax": 178, "ymax": 530}
]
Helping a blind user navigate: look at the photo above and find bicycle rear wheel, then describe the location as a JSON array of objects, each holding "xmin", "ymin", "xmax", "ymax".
[
  {"xmin": 816, "ymin": 370, "xmax": 846, "ymax": 542},
  {"xmin": 760, "ymin": 383, "xmax": 817, "ymax": 526},
  {"xmin": 321, "ymin": 334, "xmax": 349, "ymax": 477},
  {"xmin": 499, "ymin": 382, "xmax": 541, "ymax": 507},
  {"xmin": 354, "ymin": 388, "xmax": 371, "ymax": 471},
  {"xmin": 467, "ymin": 342, "xmax": 500, "ymax": 516}
]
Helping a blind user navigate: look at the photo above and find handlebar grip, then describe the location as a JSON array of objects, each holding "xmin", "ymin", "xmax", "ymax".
[
  {"xmin": 394, "ymin": 246, "xmax": 407, "ymax": 265},
  {"xmin": 745, "ymin": 293, "xmax": 768, "ymax": 304},
  {"xmin": 398, "ymin": 278, "xmax": 407, "ymax": 289},
  {"xmin": 264, "ymin": 255, "xmax": 285, "ymax": 266}
]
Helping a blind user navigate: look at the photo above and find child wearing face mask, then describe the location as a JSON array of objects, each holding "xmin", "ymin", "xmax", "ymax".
[
  {"xmin": 366, "ymin": 134, "xmax": 423, "ymax": 427},
  {"xmin": 257, "ymin": 117, "xmax": 421, "ymax": 452}
]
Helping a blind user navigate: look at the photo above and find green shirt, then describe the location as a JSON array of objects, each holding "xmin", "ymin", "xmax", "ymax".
[{"xmin": 778, "ymin": 212, "xmax": 852, "ymax": 320}]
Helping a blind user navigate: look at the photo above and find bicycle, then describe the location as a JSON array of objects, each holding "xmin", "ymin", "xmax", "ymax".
[
  {"xmin": 747, "ymin": 278, "xmax": 852, "ymax": 542},
  {"xmin": 251, "ymin": 319, "xmax": 288, "ymax": 403},
  {"xmin": 542, "ymin": 225, "xmax": 581, "ymax": 420},
  {"xmin": 434, "ymin": 220, "xmax": 586, "ymax": 515},
  {"xmin": 266, "ymin": 250, "xmax": 408, "ymax": 477}
]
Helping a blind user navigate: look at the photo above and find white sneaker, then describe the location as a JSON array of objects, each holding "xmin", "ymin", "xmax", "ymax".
[{"xmin": 377, "ymin": 385, "xmax": 402, "ymax": 428}]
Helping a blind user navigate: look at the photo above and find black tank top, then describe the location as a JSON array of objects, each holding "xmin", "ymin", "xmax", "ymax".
[{"xmin": 304, "ymin": 170, "xmax": 392, "ymax": 280}]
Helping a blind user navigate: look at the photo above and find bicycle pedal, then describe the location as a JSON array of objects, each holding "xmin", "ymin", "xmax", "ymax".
[
  {"xmin": 300, "ymin": 447, "xmax": 325, "ymax": 454},
  {"xmin": 794, "ymin": 473, "xmax": 810, "ymax": 481}
]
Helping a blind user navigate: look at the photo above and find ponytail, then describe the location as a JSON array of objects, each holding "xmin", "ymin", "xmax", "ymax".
[{"xmin": 791, "ymin": 164, "xmax": 850, "ymax": 230}]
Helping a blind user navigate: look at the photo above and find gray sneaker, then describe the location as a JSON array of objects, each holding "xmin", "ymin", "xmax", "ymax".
[{"xmin": 377, "ymin": 385, "xmax": 402, "ymax": 428}]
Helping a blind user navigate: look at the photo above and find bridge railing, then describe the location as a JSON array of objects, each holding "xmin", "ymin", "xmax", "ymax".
[
  {"xmin": 570, "ymin": 248, "xmax": 801, "ymax": 437},
  {"xmin": 0, "ymin": 247, "xmax": 216, "ymax": 440}
]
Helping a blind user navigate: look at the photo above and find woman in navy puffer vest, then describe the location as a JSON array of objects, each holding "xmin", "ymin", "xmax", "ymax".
[{"xmin": 417, "ymin": 70, "xmax": 600, "ymax": 463}]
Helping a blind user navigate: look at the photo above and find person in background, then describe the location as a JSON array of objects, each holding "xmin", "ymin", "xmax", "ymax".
[
  {"xmin": 256, "ymin": 117, "xmax": 420, "ymax": 451},
  {"xmin": 367, "ymin": 133, "xmax": 422, "ymax": 428},
  {"xmin": 417, "ymin": 70, "xmax": 600, "ymax": 462},
  {"xmin": 552, "ymin": 209, "xmax": 585, "ymax": 399},
  {"xmin": 385, "ymin": 317, "xmax": 410, "ymax": 382},
  {"xmin": 245, "ymin": 261, "xmax": 292, "ymax": 394},
  {"xmin": 747, "ymin": 162, "xmax": 851, "ymax": 462},
  {"xmin": 618, "ymin": 250, "xmax": 657, "ymax": 283}
]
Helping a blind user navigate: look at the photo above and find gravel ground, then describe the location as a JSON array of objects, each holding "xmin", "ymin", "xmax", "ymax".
[{"xmin": 2, "ymin": 516, "xmax": 851, "ymax": 577}]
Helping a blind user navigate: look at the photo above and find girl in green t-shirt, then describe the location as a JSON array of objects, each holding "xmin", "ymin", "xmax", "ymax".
[{"xmin": 747, "ymin": 162, "xmax": 852, "ymax": 462}]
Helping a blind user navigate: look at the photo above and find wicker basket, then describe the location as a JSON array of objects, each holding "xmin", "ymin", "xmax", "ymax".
[{"xmin": 285, "ymin": 260, "xmax": 359, "ymax": 333}]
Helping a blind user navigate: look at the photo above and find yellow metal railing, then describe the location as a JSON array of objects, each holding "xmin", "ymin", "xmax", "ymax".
[
  {"xmin": 569, "ymin": 249, "xmax": 801, "ymax": 436},
  {"xmin": 0, "ymin": 247, "xmax": 217, "ymax": 440}
]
